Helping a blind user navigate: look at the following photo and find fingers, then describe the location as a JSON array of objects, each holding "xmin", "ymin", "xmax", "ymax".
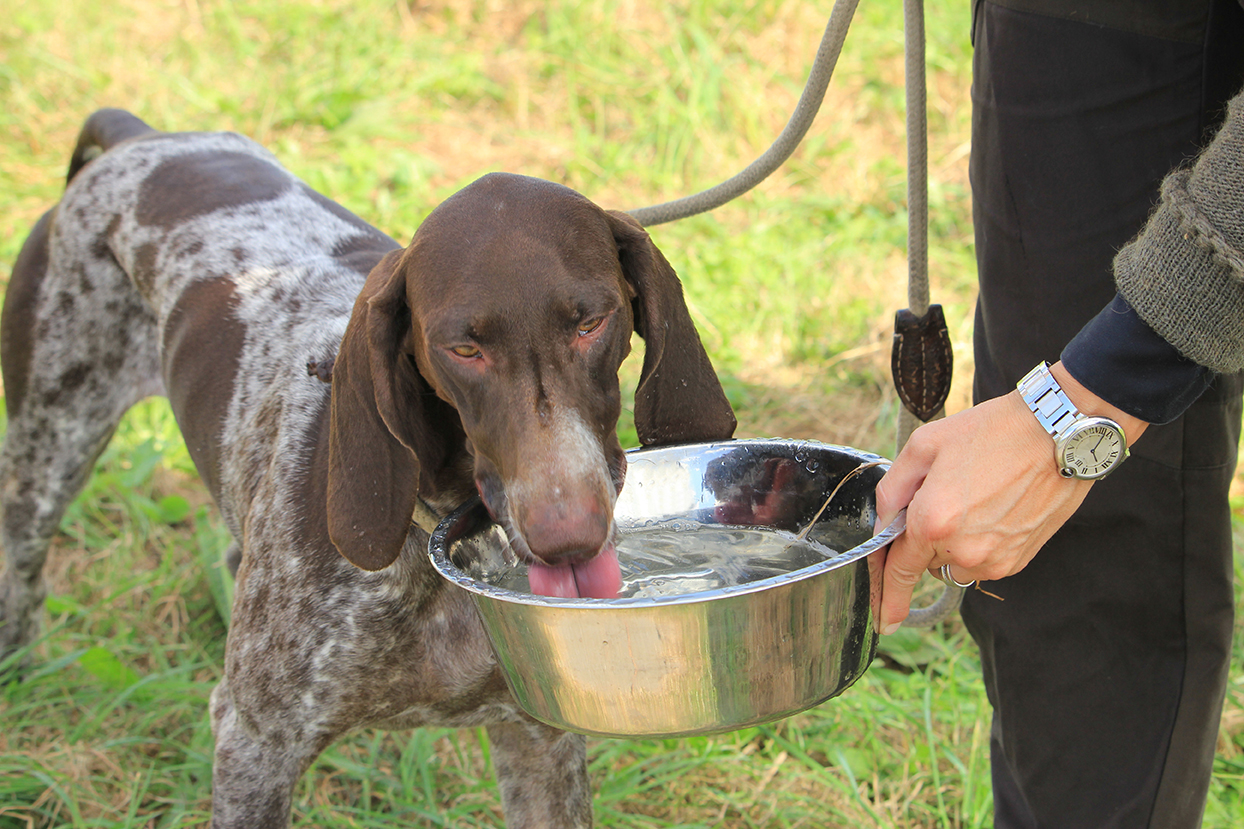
[{"xmin": 873, "ymin": 426, "xmax": 938, "ymax": 530}]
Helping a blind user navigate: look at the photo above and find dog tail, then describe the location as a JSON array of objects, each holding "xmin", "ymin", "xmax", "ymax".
[{"xmin": 66, "ymin": 109, "xmax": 157, "ymax": 184}]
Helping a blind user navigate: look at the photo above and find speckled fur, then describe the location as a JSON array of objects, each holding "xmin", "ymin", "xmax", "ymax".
[{"xmin": 0, "ymin": 110, "xmax": 736, "ymax": 828}]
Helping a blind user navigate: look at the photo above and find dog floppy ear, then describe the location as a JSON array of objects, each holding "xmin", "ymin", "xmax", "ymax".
[
  {"xmin": 606, "ymin": 210, "xmax": 736, "ymax": 445},
  {"xmin": 327, "ymin": 249, "xmax": 452, "ymax": 570}
]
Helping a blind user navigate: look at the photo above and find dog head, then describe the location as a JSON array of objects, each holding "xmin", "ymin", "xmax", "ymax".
[{"xmin": 326, "ymin": 173, "xmax": 735, "ymax": 596}]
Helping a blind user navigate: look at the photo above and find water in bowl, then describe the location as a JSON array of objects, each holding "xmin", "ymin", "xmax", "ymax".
[{"xmin": 485, "ymin": 522, "xmax": 843, "ymax": 599}]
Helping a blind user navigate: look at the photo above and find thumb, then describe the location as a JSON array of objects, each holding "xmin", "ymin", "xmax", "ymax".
[{"xmin": 877, "ymin": 529, "xmax": 933, "ymax": 633}]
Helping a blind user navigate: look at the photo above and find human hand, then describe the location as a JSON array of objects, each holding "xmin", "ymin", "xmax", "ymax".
[{"xmin": 871, "ymin": 362, "xmax": 1147, "ymax": 633}]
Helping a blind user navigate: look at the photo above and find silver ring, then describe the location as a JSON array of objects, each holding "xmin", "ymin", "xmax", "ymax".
[{"xmin": 939, "ymin": 563, "xmax": 976, "ymax": 589}]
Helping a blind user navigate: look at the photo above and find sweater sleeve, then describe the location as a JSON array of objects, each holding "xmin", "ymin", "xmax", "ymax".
[{"xmin": 1114, "ymin": 87, "xmax": 1244, "ymax": 373}]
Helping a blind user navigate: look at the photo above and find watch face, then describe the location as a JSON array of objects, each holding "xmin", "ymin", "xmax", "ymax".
[{"xmin": 1058, "ymin": 418, "xmax": 1128, "ymax": 480}]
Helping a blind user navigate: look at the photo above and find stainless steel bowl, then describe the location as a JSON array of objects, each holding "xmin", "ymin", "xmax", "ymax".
[{"xmin": 428, "ymin": 438, "xmax": 901, "ymax": 738}]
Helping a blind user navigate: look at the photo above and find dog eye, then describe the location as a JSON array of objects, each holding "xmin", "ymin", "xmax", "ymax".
[
  {"xmin": 450, "ymin": 344, "xmax": 482, "ymax": 359},
  {"xmin": 577, "ymin": 316, "xmax": 605, "ymax": 337}
]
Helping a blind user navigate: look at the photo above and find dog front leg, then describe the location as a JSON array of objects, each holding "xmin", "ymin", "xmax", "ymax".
[
  {"xmin": 487, "ymin": 720, "xmax": 593, "ymax": 828},
  {"xmin": 209, "ymin": 679, "xmax": 316, "ymax": 829}
]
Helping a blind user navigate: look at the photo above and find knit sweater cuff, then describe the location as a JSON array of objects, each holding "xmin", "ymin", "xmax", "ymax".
[{"xmin": 1114, "ymin": 173, "xmax": 1244, "ymax": 374}]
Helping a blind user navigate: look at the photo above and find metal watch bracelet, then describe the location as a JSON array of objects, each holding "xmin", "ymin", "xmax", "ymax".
[{"xmin": 1017, "ymin": 361, "xmax": 1080, "ymax": 441}]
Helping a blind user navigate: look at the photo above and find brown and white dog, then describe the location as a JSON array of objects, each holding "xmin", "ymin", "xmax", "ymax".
[{"xmin": 0, "ymin": 109, "xmax": 735, "ymax": 827}]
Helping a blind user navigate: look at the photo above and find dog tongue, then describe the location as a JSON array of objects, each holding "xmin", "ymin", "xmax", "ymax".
[{"xmin": 526, "ymin": 545, "xmax": 622, "ymax": 599}]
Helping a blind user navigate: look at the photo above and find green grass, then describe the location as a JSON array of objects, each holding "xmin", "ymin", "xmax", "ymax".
[{"xmin": 1, "ymin": 0, "xmax": 1243, "ymax": 826}]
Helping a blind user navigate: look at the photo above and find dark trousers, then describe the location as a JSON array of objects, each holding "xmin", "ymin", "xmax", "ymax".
[{"xmin": 966, "ymin": 1, "xmax": 1244, "ymax": 826}]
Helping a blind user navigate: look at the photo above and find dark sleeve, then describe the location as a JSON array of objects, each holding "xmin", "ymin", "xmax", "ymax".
[{"xmin": 1060, "ymin": 294, "xmax": 1214, "ymax": 425}]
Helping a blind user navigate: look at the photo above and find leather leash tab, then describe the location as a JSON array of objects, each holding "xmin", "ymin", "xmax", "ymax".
[{"xmin": 891, "ymin": 304, "xmax": 953, "ymax": 422}]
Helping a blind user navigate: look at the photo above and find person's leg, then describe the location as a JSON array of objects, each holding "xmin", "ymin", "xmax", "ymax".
[{"xmin": 966, "ymin": 0, "xmax": 1244, "ymax": 825}]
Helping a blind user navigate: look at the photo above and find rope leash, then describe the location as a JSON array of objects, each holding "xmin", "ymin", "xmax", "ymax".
[
  {"xmin": 628, "ymin": 0, "xmax": 963, "ymax": 626},
  {"xmin": 627, "ymin": 0, "xmax": 858, "ymax": 228}
]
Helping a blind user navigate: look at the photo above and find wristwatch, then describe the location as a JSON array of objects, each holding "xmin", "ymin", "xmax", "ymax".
[{"xmin": 1017, "ymin": 361, "xmax": 1129, "ymax": 480}]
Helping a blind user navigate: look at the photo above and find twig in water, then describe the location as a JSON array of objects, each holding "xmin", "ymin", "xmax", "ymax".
[{"xmin": 792, "ymin": 460, "xmax": 888, "ymax": 543}]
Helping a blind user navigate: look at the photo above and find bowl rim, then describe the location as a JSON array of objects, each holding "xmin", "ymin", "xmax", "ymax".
[{"xmin": 427, "ymin": 438, "xmax": 904, "ymax": 610}]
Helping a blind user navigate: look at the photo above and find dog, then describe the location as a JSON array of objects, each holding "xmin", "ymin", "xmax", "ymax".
[{"xmin": 0, "ymin": 109, "xmax": 736, "ymax": 827}]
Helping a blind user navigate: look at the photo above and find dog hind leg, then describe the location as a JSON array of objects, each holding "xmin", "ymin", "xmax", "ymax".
[{"xmin": 0, "ymin": 208, "xmax": 162, "ymax": 669}]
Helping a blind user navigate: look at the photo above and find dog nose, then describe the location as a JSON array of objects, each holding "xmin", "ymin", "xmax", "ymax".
[{"xmin": 519, "ymin": 496, "xmax": 611, "ymax": 563}]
